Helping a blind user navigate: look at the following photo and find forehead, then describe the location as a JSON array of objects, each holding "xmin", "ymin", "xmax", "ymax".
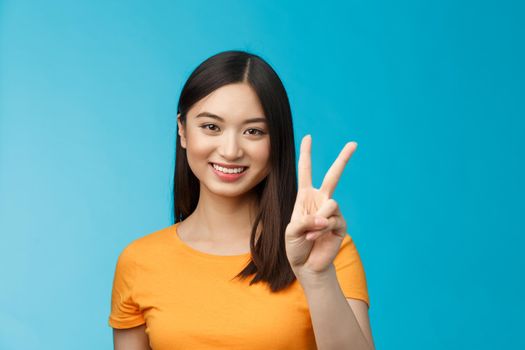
[{"xmin": 188, "ymin": 83, "xmax": 266, "ymax": 122}]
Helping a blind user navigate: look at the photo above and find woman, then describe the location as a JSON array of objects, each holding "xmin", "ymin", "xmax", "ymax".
[{"xmin": 109, "ymin": 50, "xmax": 375, "ymax": 350}]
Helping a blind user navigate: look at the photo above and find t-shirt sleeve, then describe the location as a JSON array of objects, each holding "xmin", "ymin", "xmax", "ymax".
[
  {"xmin": 333, "ymin": 234, "xmax": 370, "ymax": 309},
  {"xmin": 108, "ymin": 243, "xmax": 146, "ymax": 329}
]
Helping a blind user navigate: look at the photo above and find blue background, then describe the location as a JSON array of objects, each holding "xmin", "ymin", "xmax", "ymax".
[{"xmin": 1, "ymin": 0, "xmax": 523, "ymax": 349}]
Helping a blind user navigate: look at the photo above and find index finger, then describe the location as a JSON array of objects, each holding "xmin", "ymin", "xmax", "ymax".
[
  {"xmin": 320, "ymin": 141, "xmax": 358, "ymax": 197},
  {"xmin": 298, "ymin": 134, "xmax": 313, "ymax": 189}
]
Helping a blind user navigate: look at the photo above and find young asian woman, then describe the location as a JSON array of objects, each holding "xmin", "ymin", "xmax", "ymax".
[{"xmin": 109, "ymin": 50, "xmax": 375, "ymax": 350}]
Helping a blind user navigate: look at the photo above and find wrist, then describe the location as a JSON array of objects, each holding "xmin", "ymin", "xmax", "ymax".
[{"xmin": 294, "ymin": 263, "xmax": 337, "ymax": 291}]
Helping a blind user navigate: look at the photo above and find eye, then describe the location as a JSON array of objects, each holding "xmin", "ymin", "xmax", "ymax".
[
  {"xmin": 245, "ymin": 128, "xmax": 266, "ymax": 136},
  {"xmin": 200, "ymin": 124, "xmax": 219, "ymax": 132}
]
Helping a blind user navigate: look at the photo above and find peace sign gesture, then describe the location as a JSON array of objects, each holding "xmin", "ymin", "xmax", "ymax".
[{"xmin": 285, "ymin": 134, "xmax": 358, "ymax": 280}]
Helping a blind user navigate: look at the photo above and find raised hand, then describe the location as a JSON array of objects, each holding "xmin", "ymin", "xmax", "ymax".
[{"xmin": 285, "ymin": 134, "xmax": 358, "ymax": 280}]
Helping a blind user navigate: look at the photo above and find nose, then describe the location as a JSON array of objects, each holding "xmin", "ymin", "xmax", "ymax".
[{"xmin": 218, "ymin": 131, "xmax": 243, "ymax": 160}]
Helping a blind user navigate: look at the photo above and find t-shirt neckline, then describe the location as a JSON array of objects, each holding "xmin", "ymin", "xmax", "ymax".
[{"xmin": 170, "ymin": 222, "xmax": 252, "ymax": 260}]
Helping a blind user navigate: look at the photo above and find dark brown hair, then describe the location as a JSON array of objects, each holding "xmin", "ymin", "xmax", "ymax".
[{"xmin": 173, "ymin": 50, "xmax": 298, "ymax": 292}]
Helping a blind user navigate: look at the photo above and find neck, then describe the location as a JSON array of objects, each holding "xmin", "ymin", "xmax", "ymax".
[{"xmin": 185, "ymin": 185, "xmax": 260, "ymax": 244}]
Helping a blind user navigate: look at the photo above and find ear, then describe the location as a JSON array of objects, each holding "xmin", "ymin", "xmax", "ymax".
[{"xmin": 177, "ymin": 113, "xmax": 187, "ymax": 149}]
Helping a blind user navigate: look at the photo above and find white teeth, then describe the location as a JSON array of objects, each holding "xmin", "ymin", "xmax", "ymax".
[{"xmin": 212, "ymin": 163, "xmax": 246, "ymax": 174}]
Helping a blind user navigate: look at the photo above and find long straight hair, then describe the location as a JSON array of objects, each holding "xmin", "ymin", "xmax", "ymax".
[{"xmin": 173, "ymin": 50, "xmax": 298, "ymax": 292}]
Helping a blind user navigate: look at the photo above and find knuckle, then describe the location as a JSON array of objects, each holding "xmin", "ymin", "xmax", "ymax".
[{"xmin": 328, "ymin": 198, "xmax": 338, "ymax": 210}]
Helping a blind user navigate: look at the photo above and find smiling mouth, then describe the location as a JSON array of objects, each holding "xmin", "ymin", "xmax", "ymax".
[{"xmin": 209, "ymin": 163, "xmax": 248, "ymax": 174}]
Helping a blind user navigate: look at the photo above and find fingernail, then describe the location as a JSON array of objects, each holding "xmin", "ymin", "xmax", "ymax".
[{"xmin": 315, "ymin": 217, "xmax": 328, "ymax": 225}]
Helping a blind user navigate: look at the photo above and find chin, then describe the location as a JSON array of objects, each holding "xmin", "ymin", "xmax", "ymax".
[{"xmin": 204, "ymin": 182, "xmax": 258, "ymax": 198}]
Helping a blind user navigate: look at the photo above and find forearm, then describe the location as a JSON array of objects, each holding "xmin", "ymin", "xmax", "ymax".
[{"xmin": 298, "ymin": 264, "xmax": 373, "ymax": 350}]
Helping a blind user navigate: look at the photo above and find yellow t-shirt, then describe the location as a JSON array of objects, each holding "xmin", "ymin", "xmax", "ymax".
[{"xmin": 108, "ymin": 222, "xmax": 370, "ymax": 349}]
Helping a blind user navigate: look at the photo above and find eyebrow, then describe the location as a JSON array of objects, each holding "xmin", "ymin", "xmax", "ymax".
[{"xmin": 195, "ymin": 112, "xmax": 267, "ymax": 124}]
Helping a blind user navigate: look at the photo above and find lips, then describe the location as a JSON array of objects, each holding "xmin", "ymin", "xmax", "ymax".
[{"xmin": 209, "ymin": 162, "xmax": 248, "ymax": 182}]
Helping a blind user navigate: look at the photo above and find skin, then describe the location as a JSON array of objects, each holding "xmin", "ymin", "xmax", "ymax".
[
  {"xmin": 176, "ymin": 82, "xmax": 271, "ymax": 253},
  {"xmin": 113, "ymin": 82, "xmax": 375, "ymax": 349},
  {"xmin": 113, "ymin": 324, "xmax": 151, "ymax": 350}
]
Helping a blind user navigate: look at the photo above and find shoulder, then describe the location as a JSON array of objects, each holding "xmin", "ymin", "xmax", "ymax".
[
  {"xmin": 333, "ymin": 233, "xmax": 370, "ymax": 307},
  {"xmin": 333, "ymin": 234, "xmax": 362, "ymax": 267},
  {"xmin": 118, "ymin": 224, "xmax": 176, "ymax": 263}
]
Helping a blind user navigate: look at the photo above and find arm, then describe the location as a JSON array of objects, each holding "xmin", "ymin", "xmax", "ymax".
[
  {"xmin": 346, "ymin": 298, "xmax": 375, "ymax": 350},
  {"xmin": 113, "ymin": 324, "xmax": 152, "ymax": 350},
  {"xmin": 301, "ymin": 264, "xmax": 375, "ymax": 350}
]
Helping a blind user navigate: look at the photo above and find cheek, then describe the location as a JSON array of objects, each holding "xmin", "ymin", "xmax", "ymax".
[
  {"xmin": 187, "ymin": 142, "xmax": 210, "ymax": 159},
  {"xmin": 251, "ymin": 140, "xmax": 271, "ymax": 168},
  {"xmin": 185, "ymin": 133, "xmax": 214, "ymax": 168}
]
